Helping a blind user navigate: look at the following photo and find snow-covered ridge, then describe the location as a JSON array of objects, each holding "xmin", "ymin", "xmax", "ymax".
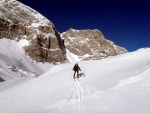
[
  {"xmin": 0, "ymin": 48, "xmax": 150, "ymax": 113},
  {"xmin": 0, "ymin": 0, "xmax": 51, "ymax": 25}
]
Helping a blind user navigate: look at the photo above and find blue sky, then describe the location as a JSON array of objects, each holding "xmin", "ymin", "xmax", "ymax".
[{"xmin": 18, "ymin": 0, "xmax": 150, "ymax": 52}]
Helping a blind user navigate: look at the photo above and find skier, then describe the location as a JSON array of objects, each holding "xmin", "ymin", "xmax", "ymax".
[{"xmin": 73, "ymin": 63, "xmax": 81, "ymax": 79}]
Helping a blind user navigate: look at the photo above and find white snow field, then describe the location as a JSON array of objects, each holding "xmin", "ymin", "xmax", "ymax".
[{"xmin": 0, "ymin": 39, "xmax": 150, "ymax": 113}]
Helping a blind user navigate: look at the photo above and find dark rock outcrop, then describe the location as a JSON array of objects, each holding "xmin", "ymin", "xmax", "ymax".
[
  {"xmin": 0, "ymin": 0, "xmax": 66, "ymax": 64},
  {"xmin": 62, "ymin": 28, "xmax": 128, "ymax": 60}
]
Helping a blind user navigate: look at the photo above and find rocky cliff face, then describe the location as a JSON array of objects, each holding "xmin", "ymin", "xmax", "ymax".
[
  {"xmin": 0, "ymin": 0, "xmax": 66, "ymax": 64},
  {"xmin": 0, "ymin": 0, "xmax": 128, "ymax": 64},
  {"xmin": 62, "ymin": 28, "xmax": 128, "ymax": 60}
]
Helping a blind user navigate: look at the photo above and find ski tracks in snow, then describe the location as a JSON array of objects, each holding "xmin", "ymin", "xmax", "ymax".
[
  {"xmin": 74, "ymin": 79, "xmax": 85, "ymax": 113},
  {"xmin": 61, "ymin": 79, "xmax": 85, "ymax": 113},
  {"xmin": 61, "ymin": 79, "xmax": 111, "ymax": 113}
]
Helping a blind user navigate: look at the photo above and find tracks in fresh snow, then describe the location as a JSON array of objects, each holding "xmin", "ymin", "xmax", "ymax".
[
  {"xmin": 74, "ymin": 79, "xmax": 85, "ymax": 113},
  {"xmin": 60, "ymin": 79, "xmax": 114, "ymax": 113},
  {"xmin": 61, "ymin": 79, "xmax": 112, "ymax": 113},
  {"xmin": 61, "ymin": 79, "xmax": 85, "ymax": 113}
]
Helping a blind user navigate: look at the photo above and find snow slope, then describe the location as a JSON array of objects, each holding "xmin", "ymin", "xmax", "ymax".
[
  {"xmin": 66, "ymin": 49, "xmax": 80, "ymax": 63},
  {"xmin": 0, "ymin": 48, "xmax": 150, "ymax": 113},
  {"xmin": 0, "ymin": 38, "xmax": 52, "ymax": 80}
]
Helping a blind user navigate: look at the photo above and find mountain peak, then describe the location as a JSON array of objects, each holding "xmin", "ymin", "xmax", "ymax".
[
  {"xmin": 0, "ymin": 0, "xmax": 66, "ymax": 63},
  {"xmin": 62, "ymin": 29, "xmax": 127, "ymax": 60},
  {"xmin": 0, "ymin": 0, "xmax": 127, "ymax": 64}
]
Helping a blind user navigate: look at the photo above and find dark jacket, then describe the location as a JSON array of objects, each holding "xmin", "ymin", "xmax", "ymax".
[{"xmin": 73, "ymin": 64, "xmax": 81, "ymax": 71}]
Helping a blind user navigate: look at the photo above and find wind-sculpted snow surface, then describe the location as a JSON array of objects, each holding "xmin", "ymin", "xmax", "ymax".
[{"xmin": 0, "ymin": 48, "xmax": 150, "ymax": 113}]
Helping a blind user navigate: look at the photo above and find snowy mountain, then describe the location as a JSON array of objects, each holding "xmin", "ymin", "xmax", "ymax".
[
  {"xmin": 0, "ymin": 48, "xmax": 150, "ymax": 113},
  {"xmin": 1, "ymin": 2, "xmax": 150, "ymax": 113},
  {"xmin": 0, "ymin": 0, "xmax": 128, "ymax": 64},
  {"xmin": 0, "ymin": 0, "xmax": 66, "ymax": 63},
  {"xmin": 62, "ymin": 28, "xmax": 127, "ymax": 60}
]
